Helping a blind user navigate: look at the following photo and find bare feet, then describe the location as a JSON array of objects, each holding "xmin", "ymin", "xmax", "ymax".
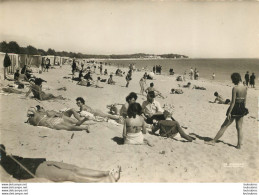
[{"xmin": 109, "ymin": 166, "xmax": 121, "ymax": 182}]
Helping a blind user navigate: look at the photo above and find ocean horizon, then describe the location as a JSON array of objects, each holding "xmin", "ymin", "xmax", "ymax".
[{"xmin": 104, "ymin": 58, "xmax": 259, "ymax": 83}]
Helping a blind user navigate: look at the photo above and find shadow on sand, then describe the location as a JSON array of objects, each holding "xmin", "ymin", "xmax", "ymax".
[{"xmin": 190, "ymin": 133, "xmax": 237, "ymax": 148}]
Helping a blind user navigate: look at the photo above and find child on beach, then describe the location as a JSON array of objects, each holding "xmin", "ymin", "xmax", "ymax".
[
  {"xmin": 205, "ymin": 73, "xmax": 249, "ymax": 149},
  {"xmin": 123, "ymin": 103, "xmax": 153, "ymax": 146}
]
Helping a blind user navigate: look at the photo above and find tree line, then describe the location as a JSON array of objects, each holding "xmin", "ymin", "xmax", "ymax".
[{"xmin": 0, "ymin": 41, "xmax": 188, "ymax": 59}]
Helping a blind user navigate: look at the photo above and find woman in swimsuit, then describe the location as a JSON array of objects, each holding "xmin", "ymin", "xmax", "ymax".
[
  {"xmin": 26, "ymin": 79, "xmax": 65, "ymax": 101},
  {"xmin": 0, "ymin": 144, "xmax": 120, "ymax": 182},
  {"xmin": 205, "ymin": 73, "xmax": 248, "ymax": 149},
  {"xmin": 123, "ymin": 103, "xmax": 153, "ymax": 146},
  {"xmin": 27, "ymin": 107, "xmax": 90, "ymax": 132}
]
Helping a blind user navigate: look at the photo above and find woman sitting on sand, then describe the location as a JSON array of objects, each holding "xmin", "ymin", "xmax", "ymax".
[
  {"xmin": 123, "ymin": 103, "xmax": 153, "ymax": 146},
  {"xmin": 205, "ymin": 73, "xmax": 249, "ymax": 149},
  {"xmin": 107, "ymin": 92, "xmax": 138, "ymax": 118},
  {"xmin": 26, "ymin": 78, "xmax": 65, "ymax": 101},
  {"xmin": 0, "ymin": 144, "xmax": 120, "ymax": 182},
  {"xmin": 27, "ymin": 107, "xmax": 90, "ymax": 132}
]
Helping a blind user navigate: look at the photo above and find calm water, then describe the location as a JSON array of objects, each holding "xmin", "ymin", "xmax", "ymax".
[{"xmin": 104, "ymin": 58, "xmax": 259, "ymax": 83}]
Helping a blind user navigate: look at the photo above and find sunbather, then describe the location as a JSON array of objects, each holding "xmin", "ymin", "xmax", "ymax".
[
  {"xmin": 27, "ymin": 107, "xmax": 90, "ymax": 132},
  {"xmin": 26, "ymin": 78, "xmax": 65, "ymax": 101},
  {"xmin": 64, "ymin": 97, "xmax": 122, "ymax": 125},
  {"xmin": 0, "ymin": 144, "xmax": 120, "ymax": 182}
]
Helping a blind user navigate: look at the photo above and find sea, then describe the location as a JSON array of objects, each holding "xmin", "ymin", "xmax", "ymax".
[{"xmin": 103, "ymin": 58, "xmax": 259, "ymax": 84}]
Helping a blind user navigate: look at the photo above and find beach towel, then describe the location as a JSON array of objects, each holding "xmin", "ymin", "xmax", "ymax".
[{"xmin": 124, "ymin": 132, "xmax": 144, "ymax": 145}]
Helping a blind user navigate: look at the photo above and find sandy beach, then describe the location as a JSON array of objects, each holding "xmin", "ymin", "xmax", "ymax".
[{"xmin": 0, "ymin": 64, "xmax": 258, "ymax": 183}]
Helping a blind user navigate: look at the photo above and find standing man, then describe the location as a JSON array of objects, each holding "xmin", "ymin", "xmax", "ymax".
[
  {"xmin": 72, "ymin": 58, "xmax": 77, "ymax": 75},
  {"xmin": 3, "ymin": 53, "xmax": 11, "ymax": 80},
  {"xmin": 245, "ymin": 71, "xmax": 250, "ymax": 87},
  {"xmin": 190, "ymin": 67, "xmax": 194, "ymax": 80},
  {"xmin": 100, "ymin": 64, "xmax": 103, "ymax": 75},
  {"xmin": 126, "ymin": 70, "xmax": 132, "ymax": 87},
  {"xmin": 249, "ymin": 73, "xmax": 256, "ymax": 88}
]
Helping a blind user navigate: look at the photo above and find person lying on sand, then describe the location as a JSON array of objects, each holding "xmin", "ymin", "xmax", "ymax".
[
  {"xmin": 26, "ymin": 107, "xmax": 90, "ymax": 132},
  {"xmin": 0, "ymin": 144, "xmax": 121, "ymax": 182},
  {"xmin": 123, "ymin": 103, "xmax": 153, "ymax": 146},
  {"xmin": 64, "ymin": 97, "xmax": 123, "ymax": 125},
  {"xmin": 178, "ymin": 82, "xmax": 191, "ymax": 88},
  {"xmin": 26, "ymin": 78, "xmax": 65, "ymax": 101},
  {"xmin": 77, "ymin": 79, "xmax": 94, "ymax": 87},
  {"xmin": 151, "ymin": 110, "xmax": 195, "ymax": 142},
  {"xmin": 192, "ymin": 85, "xmax": 206, "ymax": 90},
  {"xmin": 171, "ymin": 89, "xmax": 183, "ymax": 94},
  {"xmin": 209, "ymin": 92, "xmax": 230, "ymax": 104}
]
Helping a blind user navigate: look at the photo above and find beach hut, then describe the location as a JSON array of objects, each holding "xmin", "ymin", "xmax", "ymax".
[
  {"xmin": 0, "ymin": 52, "xmax": 19, "ymax": 74},
  {"xmin": 19, "ymin": 54, "xmax": 42, "ymax": 68},
  {"xmin": 60, "ymin": 57, "xmax": 70, "ymax": 65},
  {"xmin": 43, "ymin": 55, "xmax": 55, "ymax": 66}
]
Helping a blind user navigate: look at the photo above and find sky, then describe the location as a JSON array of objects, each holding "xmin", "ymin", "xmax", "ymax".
[{"xmin": 0, "ymin": 0, "xmax": 259, "ymax": 58}]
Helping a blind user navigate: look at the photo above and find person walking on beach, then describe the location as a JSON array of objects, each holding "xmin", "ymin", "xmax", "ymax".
[
  {"xmin": 139, "ymin": 77, "xmax": 146, "ymax": 95},
  {"xmin": 212, "ymin": 73, "xmax": 215, "ymax": 80},
  {"xmin": 249, "ymin": 73, "xmax": 256, "ymax": 88},
  {"xmin": 245, "ymin": 71, "xmax": 250, "ymax": 86},
  {"xmin": 45, "ymin": 58, "xmax": 50, "ymax": 72},
  {"xmin": 72, "ymin": 59, "xmax": 77, "ymax": 75},
  {"xmin": 100, "ymin": 64, "xmax": 103, "ymax": 75},
  {"xmin": 126, "ymin": 70, "xmax": 132, "ymax": 87},
  {"xmin": 205, "ymin": 73, "xmax": 248, "ymax": 149},
  {"xmin": 189, "ymin": 67, "xmax": 194, "ymax": 80},
  {"xmin": 3, "ymin": 53, "xmax": 11, "ymax": 80}
]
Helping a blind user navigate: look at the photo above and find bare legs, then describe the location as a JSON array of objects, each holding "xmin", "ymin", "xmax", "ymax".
[
  {"xmin": 63, "ymin": 109, "xmax": 81, "ymax": 121},
  {"xmin": 236, "ymin": 117, "xmax": 243, "ymax": 149},
  {"xmin": 35, "ymin": 161, "xmax": 120, "ymax": 182},
  {"xmin": 205, "ymin": 117, "xmax": 243, "ymax": 149}
]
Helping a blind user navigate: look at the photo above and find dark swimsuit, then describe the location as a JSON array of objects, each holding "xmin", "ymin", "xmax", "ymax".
[
  {"xmin": 1, "ymin": 155, "xmax": 46, "ymax": 180},
  {"xmin": 226, "ymin": 98, "xmax": 248, "ymax": 118}
]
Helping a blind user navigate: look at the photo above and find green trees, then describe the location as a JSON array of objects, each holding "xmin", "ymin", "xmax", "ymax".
[{"xmin": 0, "ymin": 41, "xmax": 188, "ymax": 58}]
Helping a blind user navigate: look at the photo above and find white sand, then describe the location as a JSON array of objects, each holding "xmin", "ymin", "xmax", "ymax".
[{"xmin": 0, "ymin": 64, "xmax": 258, "ymax": 182}]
